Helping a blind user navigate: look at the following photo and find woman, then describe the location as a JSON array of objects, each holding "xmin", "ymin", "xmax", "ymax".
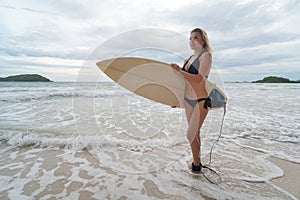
[{"xmin": 171, "ymin": 28, "xmax": 212, "ymax": 172}]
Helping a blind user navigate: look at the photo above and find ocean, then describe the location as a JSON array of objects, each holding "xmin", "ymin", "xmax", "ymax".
[{"xmin": 0, "ymin": 82, "xmax": 299, "ymax": 199}]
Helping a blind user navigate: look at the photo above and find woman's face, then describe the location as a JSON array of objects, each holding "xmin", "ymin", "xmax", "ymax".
[{"xmin": 189, "ymin": 32, "xmax": 203, "ymax": 50}]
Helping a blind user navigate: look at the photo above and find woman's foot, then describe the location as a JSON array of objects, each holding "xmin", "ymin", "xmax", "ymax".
[{"xmin": 191, "ymin": 162, "xmax": 202, "ymax": 172}]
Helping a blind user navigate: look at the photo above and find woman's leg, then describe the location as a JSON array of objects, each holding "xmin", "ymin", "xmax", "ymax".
[
  {"xmin": 186, "ymin": 101, "xmax": 208, "ymax": 166},
  {"xmin": 184, "ymin": 100, "xmax": 194, "ymax": 124}
]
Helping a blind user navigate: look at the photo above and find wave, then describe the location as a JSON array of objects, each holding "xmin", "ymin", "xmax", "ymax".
[
  {"xmin": 0, "ymin": 82, "xmax": 133, "ymax": 102},
  {"xmin": 0, "ymin": 90, "xmax": 133, "ymax": 102},
  {"xmin": 0, "ymin": 130, "xmax": 185, "ymax": 152}
]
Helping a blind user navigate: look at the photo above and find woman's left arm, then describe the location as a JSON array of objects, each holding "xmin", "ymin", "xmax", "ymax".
[{"xmin": 198, "ymin": 52, "xmax": 212, "ymax": 79}]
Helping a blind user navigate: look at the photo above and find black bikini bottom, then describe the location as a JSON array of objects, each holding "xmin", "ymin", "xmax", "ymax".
[{"xmin": 184, "ymin": 97, "xmax": 211, "ymax": 109}]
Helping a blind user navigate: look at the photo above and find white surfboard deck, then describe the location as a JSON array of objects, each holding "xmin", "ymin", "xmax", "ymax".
[{"xmin": 96, "ymin": 57, "xmax": 227, "ymax": 109}]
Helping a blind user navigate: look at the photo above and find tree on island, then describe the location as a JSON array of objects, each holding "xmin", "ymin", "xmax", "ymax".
[
  {"xmin": 252, "ymin": 76, "xmax": 300, "ymax": 83},
  {"xmin": 0, "ymin": 74, "xmax": 52, "ymax": 82}
]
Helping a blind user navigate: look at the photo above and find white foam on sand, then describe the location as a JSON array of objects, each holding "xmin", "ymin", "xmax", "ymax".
[{"xmin": 0, "ymin": 139, "xmax": 298, "ymax": 200}]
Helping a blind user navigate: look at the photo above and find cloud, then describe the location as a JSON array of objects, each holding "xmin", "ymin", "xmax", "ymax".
[{"xmin": 0, "ymin": 0, "xmax": 299, "ymax": 82}]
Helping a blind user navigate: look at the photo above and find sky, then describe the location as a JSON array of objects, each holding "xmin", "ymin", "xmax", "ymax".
[{"xmin": 0, "ymin": 0, "xmax": 299, "ymax": 82}]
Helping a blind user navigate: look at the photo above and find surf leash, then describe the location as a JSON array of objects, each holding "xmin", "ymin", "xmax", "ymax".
[
  {"xmin": 201, "ymin": 165, "xmax": 220, "ymax": 184},
  {"xmin": 208, "ymin": 102, "xmax": 227, "ymax": 165}
]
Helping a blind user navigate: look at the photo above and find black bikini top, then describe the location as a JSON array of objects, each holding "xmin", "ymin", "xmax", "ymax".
[{"xmin": 181, "ymin": 50, "xmax": 207, "ymax": 75}]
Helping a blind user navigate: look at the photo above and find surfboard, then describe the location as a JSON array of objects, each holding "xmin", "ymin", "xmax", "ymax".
[{"xmin": 96, "ymin": 57, "xmax": 227, "ymax": 109}]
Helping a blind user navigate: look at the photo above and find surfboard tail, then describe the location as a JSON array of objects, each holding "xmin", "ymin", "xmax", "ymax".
[{"xmin": 206, "ymin": 81, "xmax": 227, "ymax": 110}]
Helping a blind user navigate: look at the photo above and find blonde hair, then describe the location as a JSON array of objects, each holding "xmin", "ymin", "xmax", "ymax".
[{"xmin": 191, "ymin": 28, "xmax": 213, "ymax": 54}]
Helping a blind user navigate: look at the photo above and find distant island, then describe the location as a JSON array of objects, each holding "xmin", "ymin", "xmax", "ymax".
[
  {"xmin": 0, "ymin": 74, "xmax": 52, "ymax": 82},
  {"xmin": 252, "ymin": 76, "xmax": 300, "ymax": 83}
]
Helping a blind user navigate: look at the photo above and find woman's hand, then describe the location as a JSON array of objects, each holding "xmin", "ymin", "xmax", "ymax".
[{"xmin": 170, "ymin": 63, "xmax": 180, "ymax": 72}]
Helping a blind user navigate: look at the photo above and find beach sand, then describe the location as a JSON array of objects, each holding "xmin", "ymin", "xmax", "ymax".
[
  {"xmin": 1, "ymin": 141, "xmax": 299, "ymax": 200},
  {"xmin": 0, "ymin": 143, "xmax": 200, "ymax": 200},
  {"xmin": 268, "ymin": 156, "xmax": 300, "ymax": 199}
]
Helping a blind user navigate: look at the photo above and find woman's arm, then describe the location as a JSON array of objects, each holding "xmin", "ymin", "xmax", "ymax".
[{"xmin": 171, "ymin": 52, "xmax": 212, "ymax": 82}]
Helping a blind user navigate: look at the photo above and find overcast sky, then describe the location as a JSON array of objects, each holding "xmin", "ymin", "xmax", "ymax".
[{"xmin": 1, "ymin": 0, "xmax": 299, "ymax": 82}]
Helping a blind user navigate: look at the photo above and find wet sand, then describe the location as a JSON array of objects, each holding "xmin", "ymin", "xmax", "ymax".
[
  {"xmin": 0, "ymin": 144, "xmax": 198, "ymax": 199},
  {"xmin": 0, "ymin": 141, "xmax": 299, "ymax": 199},
  {"xmin": 268, "ymin": 156, "xmax": 300, "ymax": 199}
]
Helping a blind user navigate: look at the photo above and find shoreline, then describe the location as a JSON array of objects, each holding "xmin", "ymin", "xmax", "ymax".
[
  {"xmin": 0, "ymin": 141, "xmax": 300, "ymax": 199},
  {"xmin": 268, "ymin": 156, "xmax": 300, "ymax": 198}
]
